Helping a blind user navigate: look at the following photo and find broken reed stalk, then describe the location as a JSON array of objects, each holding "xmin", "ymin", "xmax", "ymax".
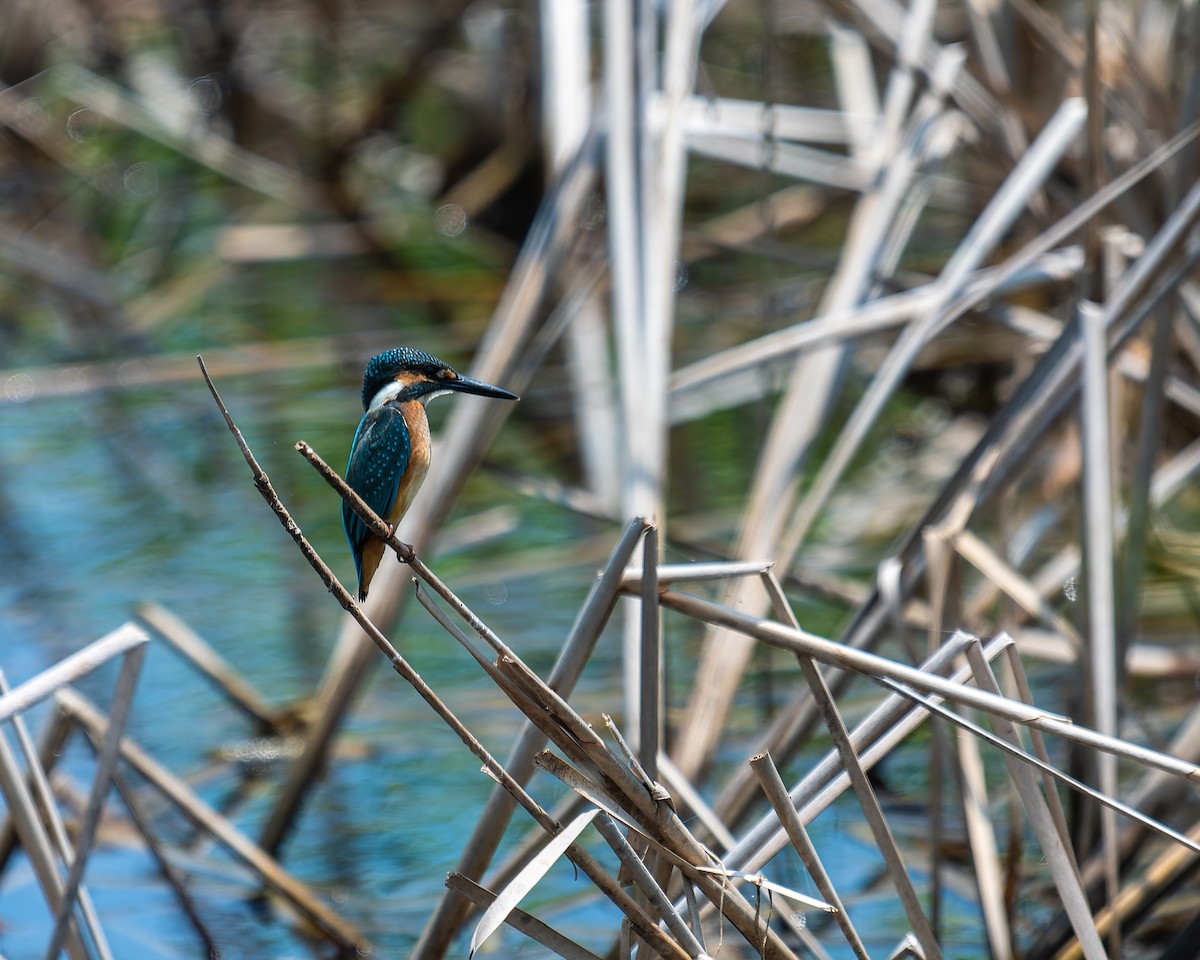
[
  {"xmin": 0, "ymin": 704, "xmax": 91, "ymax": 960},
  {"xmin": 56, "ymin": 687, "xmax": 365, "ymax": 951},
  {"xmin": 748, "ymin": 750, "xmax": 869, "ymax": 960},
  {"xmin": 648, "ymin": 588, "xmax": 1200, "ymax": 782},
  {"xmin": 0, "ymin": 702, "xmax": 71, "ymax": 876},
  {"xmin": 0, "ymin": 671, "xmax": 112, "ymax": 960}
]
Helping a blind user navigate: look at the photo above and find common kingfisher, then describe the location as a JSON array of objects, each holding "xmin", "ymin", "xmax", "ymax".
[{"xmin": 343, "ymin": 347, "xmax": 518, "ymax": 600}]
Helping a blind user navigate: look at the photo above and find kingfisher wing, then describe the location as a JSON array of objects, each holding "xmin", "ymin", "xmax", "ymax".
[{"xmin": 342, "ymin": 404, "xmax": 411, "ymax": 587}]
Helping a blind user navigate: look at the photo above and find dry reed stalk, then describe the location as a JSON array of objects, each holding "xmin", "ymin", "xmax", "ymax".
[
  {"xmin": 669, "ymin": 246, "xmax": 1085, "ymax": 398},
  {"xmin": 0, "ymin": 713, "xmax": 90, "ymax": 960},
  {"xmin": 675, "ymin": 7, "xmax": 966, "ymax": 776},
  {"xmin": 0, "ymin": 707, "xmax": 71, "ymax": 877},
  {"xmin": 958, "ymin": 642, "xmax": 1105, "ymax": 959},
  {"xmin": 530, "ymin": 751, "xmax": 805, "ymax": 960},
  {"xmin": 714, "ymin": 630, "xmax": 982, "ymax": 857},
  {"xmin": 1079, "ymin": 700, "xmax": 1200, "ymax": 888},
  {"xmin": 962, "ymin": 430, "xmax": 1200, "ymax": 656},
  {"xmin": 1118, "ymin": 304, "xmax": 1175, "ymax": 665},
  {"xmin": 951, "ymin": 527, "xmax": 1085, "ymax": 654},
  {"xmin": 799, "ymin": 634, "xmax": 942, "ymax": 957},
  {"xmin": 1052, "ymin": 818, "xmax": 1200, "ymax": 960},
  {"xmin": 0, "ymin": 624, "xmax": 149, "ymax": 723},
  {"xmin": 759, "ymin": 567, "xmax": 940, "ymax": 954},
  {"xmin": 593, "ymin": 813, "xmax": 707, "ymax": 958},
  {"xmin": 1001, "ymin": 647, "xmax": 1085, "ymax": 855},
  {"xmin": 0, "ymin": 672, "xmax": 112, "ymax": 960},
  {"xmin": 956, "ymin": 721, "xmax": 1013, "ymax": 960},
  {"xmin": 1080, "ymin": 299, "xmax": 1122, "ymax": 948},
  {"xmin": 656, "ymin": 753, "xmax": 736, "ymax": 853},
  {"xmin": 748, "ymin": 750, "xmax": 870, "ymax": 960},
  {"xmin": 828, "ymin": 166, "xmax": 1200, "ymax": 739},
  {"xmin": 0, "ymin": 624, "xmax": 150, "ymax": 959},
  {"xmin": 206, "ymin": 363, "xmax": 743, "ymax": 957},
  {"xmin": 781, "ymin": 96, "xmax": 1087, "ymax": 561},
  {"xmin": 542, "ymin": 0, "xmax": 620, "ymax": 514},
  {"xmin": 638, "ymin": 523, "xmax": 661, "ymax": 778},
  {"xmin": 107, "ymin": 767, "xmax": 217, "ymax": 957},
  {"xmin": 45, "ymin": 645, "xmax": 143, "ymax": 959},
  {"xmin": 660, "ymin": 587, "xmax": 1200, "ymax": 781},
  {"xmin": 415, "ymin": 611, "xmax": 806, "ymax": 959},
  {"xmin": 55, "ymin": 688, "xmax": 365, "ymax": 951},
  {"xmin": 920, "ymin": 526, "xmax": 958, "ymax": 940}
]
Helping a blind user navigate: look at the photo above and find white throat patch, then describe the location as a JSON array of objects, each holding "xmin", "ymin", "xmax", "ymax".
[
  {"xmin": 368, "ymin": 380, "xmax": 405, "ymax": 411},
  {"xmin": 420, "ymin": 388, "xmax": 453, "ymax": 405}
]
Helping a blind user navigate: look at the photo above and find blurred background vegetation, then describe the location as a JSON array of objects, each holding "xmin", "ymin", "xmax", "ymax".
[{"xmin": 4, "ymin": 0, "xmax": 1200, "ymax": 958}]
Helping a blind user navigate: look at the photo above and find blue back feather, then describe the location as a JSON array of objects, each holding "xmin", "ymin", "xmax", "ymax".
[{"xmin": 342, "ymin": 404, "xmax": 412, "ymax": 590}]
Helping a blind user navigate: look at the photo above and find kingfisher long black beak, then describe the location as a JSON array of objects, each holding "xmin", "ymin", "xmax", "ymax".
[{"xmin": 446, "ymin": 375, "xmax": 519, "ymax": 402}]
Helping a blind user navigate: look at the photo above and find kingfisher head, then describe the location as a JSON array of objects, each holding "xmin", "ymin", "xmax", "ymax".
[{"xmin": 360, "ymin": 347, "xmax": 519, "ymax": 412}]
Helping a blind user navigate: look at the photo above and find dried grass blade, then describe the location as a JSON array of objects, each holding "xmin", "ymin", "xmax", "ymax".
[
  {"xmin": 446, "ymin": 873, "xmax": 603, "ymax": 960},
  {"xmin": 470, "ymin": 807, "xmax": 600, "ymax": 958}
]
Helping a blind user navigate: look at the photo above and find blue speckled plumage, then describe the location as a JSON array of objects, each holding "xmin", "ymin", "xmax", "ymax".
[
  {"xmin": 343, "ymin": 403, "xmax": 411, "ymax": 595},
  {"xmin": 343, "ymin": 347, "xmax": 519, "ymax": 600},
  {"xmin": 360, "ymin": 347, "xmax": 445, "ymax": 410}
]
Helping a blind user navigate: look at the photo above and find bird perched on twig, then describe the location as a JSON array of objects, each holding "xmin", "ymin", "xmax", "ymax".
[{"xmin": 343, "ymin": 347, "xmax": 518, "ymax": 600}]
